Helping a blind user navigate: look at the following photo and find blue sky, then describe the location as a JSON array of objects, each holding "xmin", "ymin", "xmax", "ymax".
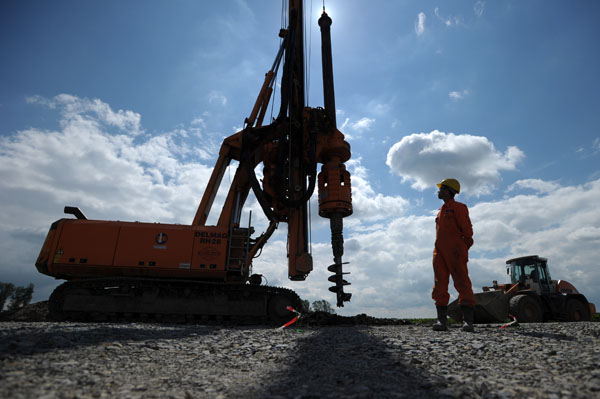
[{"xmin": 1, "ymin": 0, "xmax": 599, "ymax": 317}]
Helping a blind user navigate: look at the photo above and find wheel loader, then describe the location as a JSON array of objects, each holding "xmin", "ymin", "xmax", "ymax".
[{"xmin": 448, "ymin": 255, "xmax": 596, "ymax": 323}]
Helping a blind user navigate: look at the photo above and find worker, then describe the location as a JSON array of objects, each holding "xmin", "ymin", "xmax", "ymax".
[{"xmin": 431, "ymin": 178, "xmax": 476, "ymax": 332}]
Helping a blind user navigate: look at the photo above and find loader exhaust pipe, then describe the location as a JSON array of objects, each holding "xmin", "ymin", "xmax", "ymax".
[{"xmin": 64, "ymin": 206, "xmax": 87, "ymax": 220}]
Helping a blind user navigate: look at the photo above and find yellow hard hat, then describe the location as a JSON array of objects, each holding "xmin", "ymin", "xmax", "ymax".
[{"xmin": 437, "ymin": 178, "xmax": 460, "ymax": 194}]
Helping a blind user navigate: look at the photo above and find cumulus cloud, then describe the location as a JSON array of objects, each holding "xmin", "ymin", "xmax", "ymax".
[
  {"xmin": 470, "ymin": 180, "xmax": 600, "ymax": 250},
  {"xmin": 0, "ymin": 94, "xmax": 230, "ymax": 224},
  {"xmin": 349, "ymin": 117, "xmax": 375, "ymax": 132},
  {"xmin": 341, "ymin": 117, "xmax": 375, "ymax": 133},
  {"xmin": 27, "ymin": 94, "xmax": 143, "ymax": 135},
  {"xmin": 385, "ymin": 130, "xmax": 525, "ymax": 196},
  {"xmin": 2, "ymin": 95, "xmax": 222, "ymax": 225},
  {"xmin": 346, "ymin": 159, "xmax": 409, "ymax": 223},
  {"xmin": 469, "ymin": 179, "xmax": 600, "ymax": 303},
  {"xmin": 0, "ymin": 94, "xmax": 225, "ymax": 299},
  {"xmin": 340, "ymin": 117, "xmax": 375, "ymax": 140},
  {"xmin": 415, "ymin": 12, "xmax": 426, "ymax": 36}
]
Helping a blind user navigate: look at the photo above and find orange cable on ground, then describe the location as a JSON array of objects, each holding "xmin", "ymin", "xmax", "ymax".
[
  {"xmin": 277, "ymin": 306, "xmax": 302, "ymax": 330},
  {"xmin": 500, "ymin": 314, "xmax": 518, "ymax": 329}
]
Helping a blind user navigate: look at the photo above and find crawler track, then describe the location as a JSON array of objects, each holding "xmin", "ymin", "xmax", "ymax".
[{"xmin": 48, "ymin": 278, "xmax": 301, "ymax": 325}]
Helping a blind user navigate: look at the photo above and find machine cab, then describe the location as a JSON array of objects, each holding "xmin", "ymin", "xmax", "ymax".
[{"xmin": 506, "ymin": 255, "xmax": 555, "ymax": 294}]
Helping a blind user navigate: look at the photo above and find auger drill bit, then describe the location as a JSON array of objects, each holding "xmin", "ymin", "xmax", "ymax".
[
  {"xmin": 318, "ymin": 8, "xmax": 353, "ymax": 307},
  {"xmin": 327, "ymin": 213, "xmax": 351, "ymax": 307}
]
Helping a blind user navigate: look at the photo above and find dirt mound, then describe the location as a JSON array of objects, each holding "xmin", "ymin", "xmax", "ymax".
[
  {"xmin": 0, "ymin": 302, "xmax": 412, "ymax": 326},
  {"xmin": 298, "ymin": 311, "xmax": 411, "ymax": 326},
  {"xmin": 0, "ymin": 301, "xmax": 49, "ymax": 322}
]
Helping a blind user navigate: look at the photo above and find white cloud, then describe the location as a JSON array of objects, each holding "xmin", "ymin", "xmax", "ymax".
[
  {"xmin": 1, "ymin": 96, "xmax": 224, "ymax": 226},
  {"xmin": 0, "ymin": 94, "xmax": 228, "ymax": 300},
  {"xmin": 25, "ymin": 94, "xmax": 57, "ymax": 109},
  {"xmin": 469, "ymin": 180, "xmax": 600, "ymax": 303},
  {"xmin": 341, "ymin": 117, "xmax": 375, "ymax": 140},
  {"xmin": 449, "ymin": 89, "xmax": 469, "ymax": 101},
  {"xmin": 508, "ymin": 179, "xmax": 560, "ymax": 194},
  {"xmin": 385, "ymin": 130, "xmax": 525, "ymax": 196},
  {"xmin": 350, "ymin": 117, "xmax": 375, "ymax": 132},
  {"xmin": 28, "ymin": 94, "xmax": 143, "ymax": 135},
  {"xmin": 346, "ymin": 159, "xmax": 409, "ymax": 223},
  {"xmin": 415, "ymin": 12, "xmax": 426, "ymax": 36}
]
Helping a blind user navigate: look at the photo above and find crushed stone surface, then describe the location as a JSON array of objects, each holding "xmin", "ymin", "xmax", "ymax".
[{"xmin": 1, "ymin": 320, "xmax": 599, "ymax": 399}]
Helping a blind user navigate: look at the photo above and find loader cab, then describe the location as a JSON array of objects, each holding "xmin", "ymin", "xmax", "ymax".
[{"xmin": 506, "ymin": 255, "xmax": 554, "ymax": 294}]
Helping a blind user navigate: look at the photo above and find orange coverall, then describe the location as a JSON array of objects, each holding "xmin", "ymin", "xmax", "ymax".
[{"xmin": 432, "ymin": 198, "xmax": 476, "ymax": 307}]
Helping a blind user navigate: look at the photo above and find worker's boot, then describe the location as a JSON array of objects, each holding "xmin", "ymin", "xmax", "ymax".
[
  {"xmin": 460, "ymin": 305, "xmax": 475, "ymax": 332},
  {"xmin": 432, "ymin": 306, "xmax": 448, "ymax": 331}
]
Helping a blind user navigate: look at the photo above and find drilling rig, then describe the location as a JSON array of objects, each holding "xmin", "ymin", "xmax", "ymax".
[{"xmin": 35, "ymin": 1, "xmax": 353, "ymax": 322}]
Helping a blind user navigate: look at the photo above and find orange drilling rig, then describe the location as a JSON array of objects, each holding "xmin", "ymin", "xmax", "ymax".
[{"xmin": 35, "ymin": 1, "xmax": 352, "ymax": 323}]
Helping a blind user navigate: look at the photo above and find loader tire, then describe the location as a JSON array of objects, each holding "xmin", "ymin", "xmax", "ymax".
[
  {"xmin": 509, "ymin": 294, "xmax": 543, "ymax": 323},
  {"xmin": 566, "ymin": 299, "xmax": 590, "ymax": 322}
]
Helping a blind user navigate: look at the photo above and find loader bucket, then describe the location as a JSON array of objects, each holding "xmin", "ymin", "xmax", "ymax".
[{"xmin": 447, "ymin": 290, "xmax": 509, "ymax": 324}]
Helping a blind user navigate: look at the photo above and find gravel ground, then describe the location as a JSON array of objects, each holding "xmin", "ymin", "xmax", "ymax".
[{"xmin": 1, "ymin": 320, "xmax": 599, "ymax": 399}]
